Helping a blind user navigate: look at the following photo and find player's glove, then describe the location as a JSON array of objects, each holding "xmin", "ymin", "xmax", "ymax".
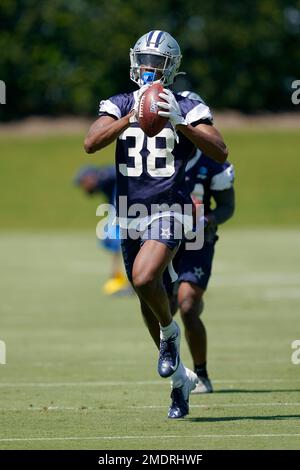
[
  {"xmin": 157, "ymin": 89, "xmax": 187, "ymax": 141},
  {"xmin": 129, "ymin": 82, "xmax": 159, "ymax": 123}
]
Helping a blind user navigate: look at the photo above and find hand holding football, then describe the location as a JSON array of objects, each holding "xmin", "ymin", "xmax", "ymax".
[{"xmin": 138, "ymin": 82, "xmax": 168, "ymax": 137}]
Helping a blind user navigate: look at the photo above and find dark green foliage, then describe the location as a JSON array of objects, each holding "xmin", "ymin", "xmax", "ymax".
[{"xmin": 0, "ymin": 0, "xmax": 299, "ymax": 119}]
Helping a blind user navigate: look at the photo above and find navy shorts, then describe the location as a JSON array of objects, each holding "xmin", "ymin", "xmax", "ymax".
[
  {"xmin": 121, "ymin": 217, "xmax": 182, "ymax": 283},
  {"xmin": 171, "ymin": 236, "xmax": 218, "ymax": 292}
]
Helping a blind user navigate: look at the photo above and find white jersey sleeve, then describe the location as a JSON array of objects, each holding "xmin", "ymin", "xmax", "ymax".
[
  {"xmin": 185, "ymin": 102, "xmax": 213, "ymax": 125},
  {"xmin": 98, "ymin": 99, "xmax": 122, "ymax": 119},
  {"xmin": 210, "ymin": 164, "xmax": 235, "ymax": 191}
]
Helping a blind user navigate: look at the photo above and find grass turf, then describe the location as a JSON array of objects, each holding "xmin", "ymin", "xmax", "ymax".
[
  {"xmin": 0, "ymin": 229, "xmax": 299, "ymax": 450},
  {"xmin": 0, "ymin": 128, "xmax": 299, "ymax": 449}
]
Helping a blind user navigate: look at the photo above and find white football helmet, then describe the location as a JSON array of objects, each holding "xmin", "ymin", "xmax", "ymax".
[{"xmin": 130, "ymin": 30, "xmax": 182, "ymax": 87}]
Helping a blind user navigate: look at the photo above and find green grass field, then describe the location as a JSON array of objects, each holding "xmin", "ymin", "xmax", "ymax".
[
  {"xmin": 0, "ymin": 229, "xmax": 299, "ymax": 450},
  {"xmin": 0, "ymin": 129, "xmax": 299, "ymax": 449}
]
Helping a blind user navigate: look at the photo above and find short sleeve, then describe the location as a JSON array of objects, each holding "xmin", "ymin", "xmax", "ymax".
[
  {"xmin": 210, "ymin": 164, "xmax": 235, "ymax": 191},
  {"xmin": 98, "ymin": 93, "xmax": 134, "ymax": 119},
  {"xmin": 177, "ymin": 95, "xmax": 213, "ymax": 126},
  {"xmin": 99, "ymin": 98, "xmax": 122, "ymax": 119}
]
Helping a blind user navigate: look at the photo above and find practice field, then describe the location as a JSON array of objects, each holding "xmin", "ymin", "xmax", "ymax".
[
  {"xmin": 0, "ymin": 229, "xmax": 299, "ymax": 450},
  {"xmin": 0, "ymin": 129, "xmax": 300, "ymax": 230}
]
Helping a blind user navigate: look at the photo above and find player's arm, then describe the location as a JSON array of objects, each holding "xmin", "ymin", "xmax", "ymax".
[
  {"xmin": 84, "ymin": 113, "xmax": 134, "ymax": 154},
  {"xmin": 157, "ymin": 89, "xmax": 228, "ymax": 163},
  {"xmin": 177, "ymin": 123, "xmax": 228, "ymax": 164},
  {"xmin": 207, "ymin": 187, "xmax": 235, "ymax": 226},
  {"xmin": 84, "ymin": 86, "xmax": 151, "ymax": 154}
]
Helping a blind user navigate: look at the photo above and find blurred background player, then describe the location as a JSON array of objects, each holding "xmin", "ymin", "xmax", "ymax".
[
  {"xmin": 74, "ymin": 165, "xmax": 130, "ymax": 295},
  {"xmin": 173, "ymin": 91, "xmax": 235, "ymax": 393}
]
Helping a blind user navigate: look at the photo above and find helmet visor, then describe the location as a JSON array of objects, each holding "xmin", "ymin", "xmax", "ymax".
[{"xmin": 135, "ymin": 53, "xmax": 169, "ymax": 69}]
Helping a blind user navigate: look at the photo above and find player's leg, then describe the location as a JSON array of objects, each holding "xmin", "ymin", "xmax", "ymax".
[
  {"xmin": 139, "ymin": 239, "xmax": 207, "ymax": 390},
  {"xmin": 133, "ymin": 240, "xmax": 186, "ymax": 382},
  {"xmin": 122, "ymin": 234, "xmax": 180, "ymax": 375},
  {"xmin": 140, "ymin": 292, "xmax": 180, "ymax": 350},
  {"xmin": 140, "ymin": 295, "xmax": 199, "ymax": 418},
  {"xmin": 177, "ymin": 281, "xmax": 212, "ymax": 393},
  {"xmin": 124, "ymin": 220, "xmax": 199, "ymax": 417},
  {"xmin": 132, "ymin": 215, "xmax": 182, "ymax": 326},
  {"xmin": 178, "ymin": 282, "xmax": 206, "ymax": 365},
  {"xmin": 102, "ymin": 224, "xmax": 129, "ymax": 295},
  {"xmin": 111, "ymin": 251, "xmax": 122, "ymax": 278},
  {"xmin": 175, "ymin": 238, "xmax": 216, "ymax": 393},
  {"xmin": 140, "ymin": 298, "xmax": 160, "ymax": 349},
  {"xmin": 132, "ymin": 239, "xmax": 174, "ymax": 327}
]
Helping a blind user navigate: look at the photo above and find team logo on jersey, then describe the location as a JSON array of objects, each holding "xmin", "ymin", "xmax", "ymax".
[
  {"xmin": 161, "ymin": 227, "xmax": 172, "ymax": 239},
  {"xmin": 198, "ymin": 166, "xmax": 208, "ymax": 180},
  {"xmin": 193, "ymin": 266, "xmax": 205, "ymax": 280}
]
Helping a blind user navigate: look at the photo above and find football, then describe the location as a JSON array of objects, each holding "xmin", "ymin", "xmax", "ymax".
[{"xmin": 138, "ymin": 82, "xmax": 168, "ymax": 137}]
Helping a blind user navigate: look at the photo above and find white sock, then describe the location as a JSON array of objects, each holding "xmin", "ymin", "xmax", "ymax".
[
  {"xmin": 160, "ymin": 320, "xmax": 178, "ymax": 341},
  {"xmin": 171, "ymin": 361, "xmax": 188, "ymax": 389}
]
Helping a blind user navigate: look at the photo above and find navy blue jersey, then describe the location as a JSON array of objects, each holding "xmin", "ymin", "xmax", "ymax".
[
  {"xmin": 99, "ymin": 91, "xmax": 213, "ymax": 218},
  {"xmin": 185, "ymin": 150, "xmax": 234, "ymax": 215}
]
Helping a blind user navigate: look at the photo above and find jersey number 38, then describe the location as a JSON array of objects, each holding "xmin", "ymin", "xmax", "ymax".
[{"xmin": 119, "ymin": 128, "xmax": 175, "ymax": 177}]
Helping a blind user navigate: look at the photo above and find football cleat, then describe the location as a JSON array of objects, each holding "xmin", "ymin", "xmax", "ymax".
[
  {"xmin": 157, "ymin": 327, "xmax": 180, "ymax": 378},
  {"xmin": 168, "ymin": 369, "xmax": 199, "ymax": 419},
  {"xmin": 112, "ymin": 285, "xmax": 134, "ymax": 297},
  {"xmin": 102, "ymin": 273, "xmax": 129, "ymax": 295},
  {"xmin": 191, "ymin": 376, "xmax": 213, "ymax": 394}
]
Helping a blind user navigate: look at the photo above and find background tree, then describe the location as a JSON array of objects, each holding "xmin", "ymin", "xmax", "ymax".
[{"xmin": 0, "ymin": 0, "xmax": 299, "ymax": 120}]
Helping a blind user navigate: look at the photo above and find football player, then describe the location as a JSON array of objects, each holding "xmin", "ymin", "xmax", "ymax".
[
  {"xmin": 74, "ymin": 165, "xmax": 130, "ymax": 295},
  {"xmin": 140, "ymin": 92, "xmax": 235, "ymax": 395},
  {"xmin": 84, "ymin": 31, "xmax": 228, "ymax": 418}
]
